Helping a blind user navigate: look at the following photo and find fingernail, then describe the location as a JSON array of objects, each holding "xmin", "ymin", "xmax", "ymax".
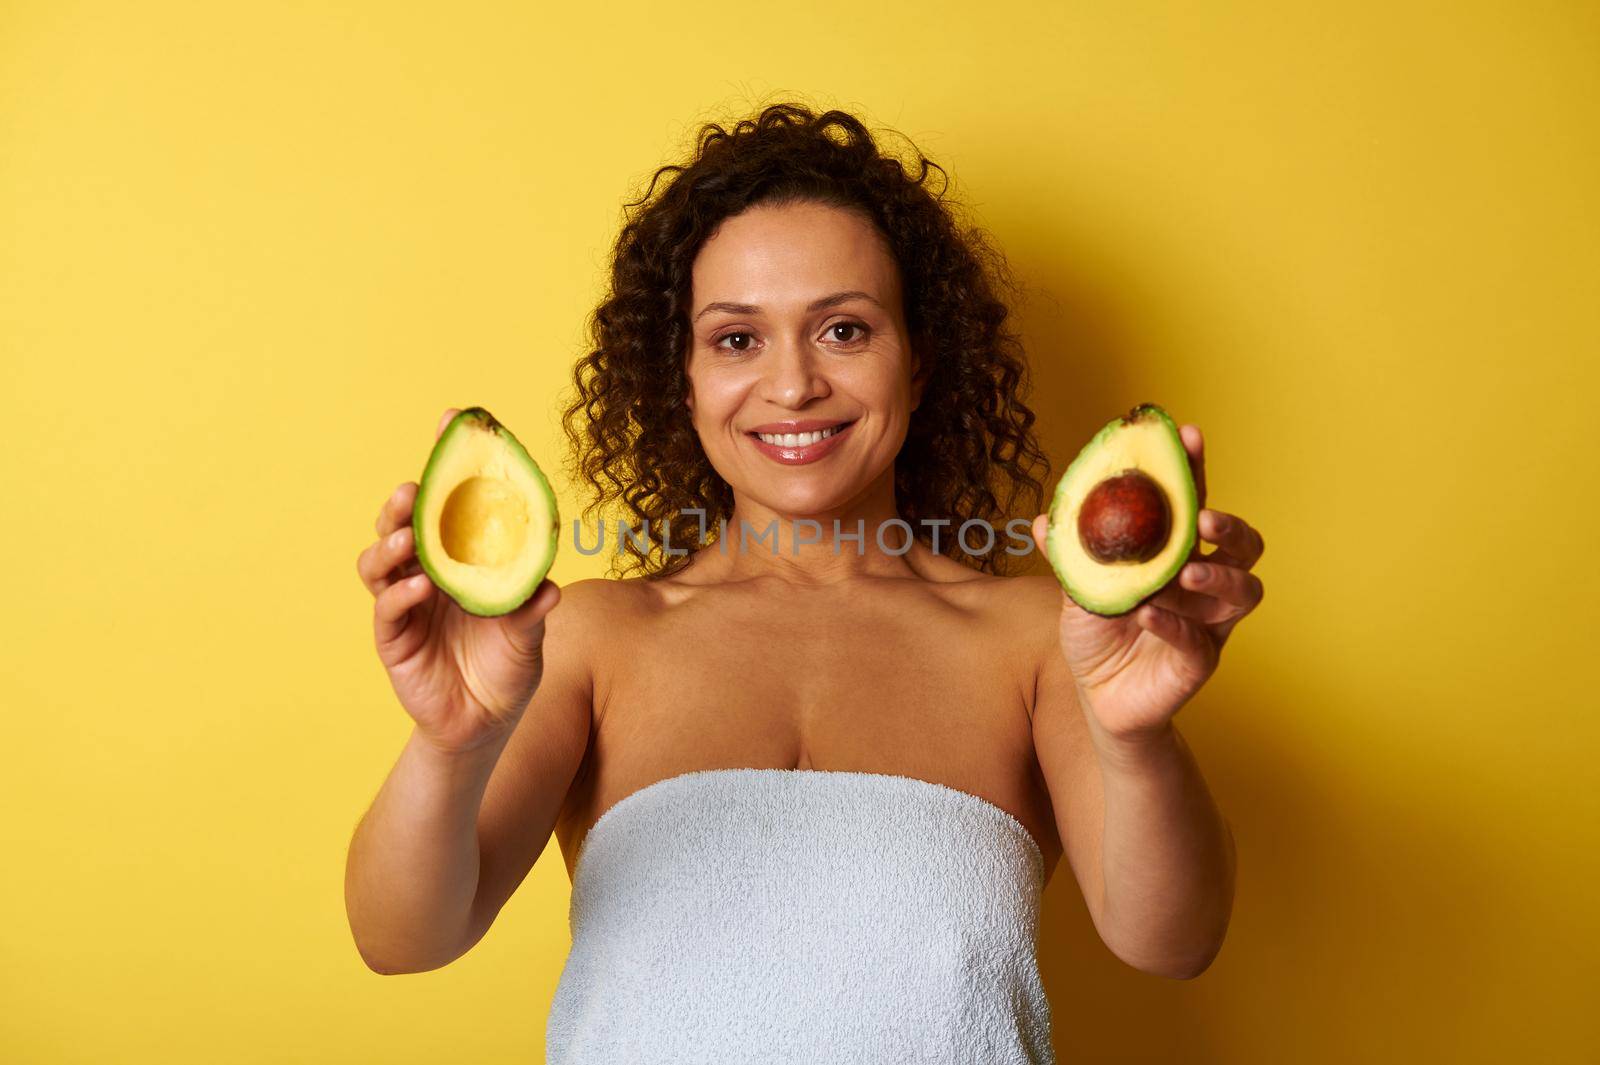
[
  {"xmin": 390, "ymin": 528, "xmax": 408, "ymax": 548},
  {"xmin": 1189, "ymin": 563, "xmax": 1211, "ymax": 582}
]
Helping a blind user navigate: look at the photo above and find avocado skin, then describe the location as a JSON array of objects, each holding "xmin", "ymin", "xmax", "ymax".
[
  {"xmin": 411, "ymin": 407, "xmax": 560, "ymax": 617},
  {"xmin": 1045, "ymin": 403, "xmax": 1198, "ymax": 617}
]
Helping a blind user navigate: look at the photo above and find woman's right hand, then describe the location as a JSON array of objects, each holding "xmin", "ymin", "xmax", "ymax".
[{"xmin": 356, "ymin": 407, "xmax": 562, "ymax": 756}]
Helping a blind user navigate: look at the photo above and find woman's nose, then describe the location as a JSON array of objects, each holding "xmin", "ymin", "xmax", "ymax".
[{"xmin": 758, "ymin": 342, "xmax": 830, "ymax": 407}]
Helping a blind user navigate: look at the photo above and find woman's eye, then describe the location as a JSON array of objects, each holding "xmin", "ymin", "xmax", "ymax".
[{"xmin": 713, "ymin": 322, "xmax": 866, "ymax": 351}]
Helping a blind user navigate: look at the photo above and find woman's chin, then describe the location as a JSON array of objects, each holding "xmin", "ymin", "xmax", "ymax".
[{"xmin": 730, "ymin": 490, "xmax": 865, "ymax": 527}]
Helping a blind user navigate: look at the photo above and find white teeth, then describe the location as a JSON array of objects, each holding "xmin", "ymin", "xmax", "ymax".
[{"xmin": 756, "ymin": 425, "xmax": 843, "ymax": 447}]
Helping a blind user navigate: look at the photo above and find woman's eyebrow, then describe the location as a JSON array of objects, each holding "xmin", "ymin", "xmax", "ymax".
[{"xmin": 693, "ymin": 290, "xmax": 883, "ymax": 322}]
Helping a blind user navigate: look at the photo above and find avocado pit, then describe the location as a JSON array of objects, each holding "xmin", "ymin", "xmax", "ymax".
[{"xmin": 1077, "ymin": 468, "xmax": 1172, "ymax": 564}]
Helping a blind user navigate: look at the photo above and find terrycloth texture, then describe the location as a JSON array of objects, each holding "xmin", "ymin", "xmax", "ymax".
[{"xmin": 545, "ymin": 767, "xmax": 1053, "ymax": 1064}]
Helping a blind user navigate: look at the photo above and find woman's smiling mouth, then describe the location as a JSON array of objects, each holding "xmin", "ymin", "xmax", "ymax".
[{"xmin": 746, "ymin": 419, "xmax": 856, "ymax": 465}]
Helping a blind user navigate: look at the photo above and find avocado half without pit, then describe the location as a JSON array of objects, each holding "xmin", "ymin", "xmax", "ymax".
[
  {"xmin": 1044, "ymin": 403, "xmax": 1198, "ymax": 617},
  {"xmin": 411, "ymin": 407, "xmax": 559, "ymax": 617}
]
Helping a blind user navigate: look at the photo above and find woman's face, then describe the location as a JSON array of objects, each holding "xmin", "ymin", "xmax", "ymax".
[{"xmin": 684, "ymin": 200, "xmax": 923, "ymax": 518}]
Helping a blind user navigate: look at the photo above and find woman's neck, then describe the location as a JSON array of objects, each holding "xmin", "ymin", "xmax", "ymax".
[{"xmin": 697, "ymin": 480, "xmax": 928, "ymax": 585}]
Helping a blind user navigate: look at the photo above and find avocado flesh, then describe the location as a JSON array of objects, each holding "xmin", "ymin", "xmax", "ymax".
[
  {"xmin": 1045, "ymin": 404, "xmax": 1197, "ymax": 617},
  {"xmin": 412, "ymin": 408, "xmax": 559, "ymax": 617}
]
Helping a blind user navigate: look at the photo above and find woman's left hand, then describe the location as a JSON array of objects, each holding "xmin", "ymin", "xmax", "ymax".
[{"xmin": 1029, "ymin": 424, "xmax": 1266, "ymax": 747}]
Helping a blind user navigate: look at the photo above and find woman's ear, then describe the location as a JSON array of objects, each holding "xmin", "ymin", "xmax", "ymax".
[{"xmin": 910, "ymin": 349, "xmax": 929, "ymax": 413}]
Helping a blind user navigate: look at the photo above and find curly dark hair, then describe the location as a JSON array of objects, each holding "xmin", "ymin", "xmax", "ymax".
[{"xmin": 560, "ymin": 100, "xmax": 1050, "ymax": 579}]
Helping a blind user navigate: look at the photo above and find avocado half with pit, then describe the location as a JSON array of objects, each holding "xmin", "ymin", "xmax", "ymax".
[
  {"xmin": 412, "ymin": 408, "xmax": 559, "ymax": 617},
  {"xmin": 1044, "ymin": 403, "xmax": 1198, "ymax": 617}
]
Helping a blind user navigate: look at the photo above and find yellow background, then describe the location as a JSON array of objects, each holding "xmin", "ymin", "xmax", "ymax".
[{"xmin": 2, "ymin": 2, "xmax": 1596, "ymax": 1061}]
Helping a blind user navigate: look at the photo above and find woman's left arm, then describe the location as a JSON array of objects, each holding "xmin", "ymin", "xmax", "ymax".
[{"xmin": 1028, "ymin": 423, "xmax": 1265, "ymax": 979}]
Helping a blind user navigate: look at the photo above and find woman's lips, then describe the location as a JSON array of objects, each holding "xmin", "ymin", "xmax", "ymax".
[{"xmin": 747, "ymin": 420, "xmax": 855, "ymax": 465}]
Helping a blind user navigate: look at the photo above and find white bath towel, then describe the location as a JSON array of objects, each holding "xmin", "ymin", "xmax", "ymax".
[{"xmin": 545, "ymin": 767, "xmax": 1053, "ymax": 1064}]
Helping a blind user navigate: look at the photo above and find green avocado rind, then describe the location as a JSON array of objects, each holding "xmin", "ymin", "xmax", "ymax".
[
  {"xmin": 411, "ymin": 407, "xmax": 561, "ymax": 618},
  {"xmin": 1044, "ymin": 402, "xmax": 1198, "ymax": 617}
]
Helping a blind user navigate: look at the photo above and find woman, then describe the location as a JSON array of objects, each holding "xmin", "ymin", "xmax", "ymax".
[{"xmin": 346, "ymin": 103, "xmax": 1264, "ymax": 1062}]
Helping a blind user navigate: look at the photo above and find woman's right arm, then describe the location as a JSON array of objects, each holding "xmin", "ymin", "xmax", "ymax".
[
  {"xmin": 343, "ymin": 585, "xmax": 597, "ymax": 975},
  {"xmin": 342, "ymin": 408, "xmax": 596, "ymax": 975},
  {"xmin": 343, "ymin": 723, "xmax": 515, "ymax": 975}
]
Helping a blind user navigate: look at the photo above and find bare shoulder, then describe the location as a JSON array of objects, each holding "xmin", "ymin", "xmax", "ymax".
[
  {"xmin": 545, "ymin": 574, "xmax": 656, "ymax": 631},
  {"xmin": 962, "ymin": 570, "xmax": 1065, "ymax": 643},
  {"xmin": 534, "ymin": 576, "xmax": 649, "ymax": 683},
  {"xmin": 998, "ymin": 571, "xmax": 1069, "ymax": 615},
  {"xmin": 544, "ymin": 563, "xmax": 728, "ymax": 656},
  {"xmin": 934, "ymin": 569, "xmax": 1066, "ymax": 713}
]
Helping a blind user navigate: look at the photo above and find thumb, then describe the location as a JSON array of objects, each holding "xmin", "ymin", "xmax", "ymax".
[{"xmin": 500, "ymin": 579, "xmax": 560, "ymax": 656}]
